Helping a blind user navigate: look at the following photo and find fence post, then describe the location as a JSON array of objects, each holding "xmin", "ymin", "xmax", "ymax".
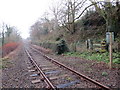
[{"xmin": 109, "ymin": 32, "xmax": 112, "ymax": 69}]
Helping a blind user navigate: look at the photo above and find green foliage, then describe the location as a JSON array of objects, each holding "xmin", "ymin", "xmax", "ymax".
[
  {"xmin": 55, "ymin": 40, "xmax": 69, "ymax": 55},
  {"xmin": 102, "ymin": 72, "xmax": 108, "ymax": 76},
  {"xmin": 0, "ymin": 57, "xmax": 10, "ymax": 69},
  {"xmin": 66, "ymin": 77, "xmax": 73, "ymax": 81},
  {"xmin": 113, "ymin": 58, "xmax": 120, "ymax": 64},
  {"xmin": 32, "ymin": 40, "xmax": 69, "ymax": 55},
  {"xmin": 113, "ymin": 52, "xmax": 120, "ymax": 64},
  {"xmin": 115, "ymin": 38, "xmax": 120, "ymax": 42},
  {"xmin": 81, "ymin": 11, "xmax": 106, "ymax": 28},
  {"xmin": 64, "ymin": 52, "xmax": 120, "ymax": 64}
]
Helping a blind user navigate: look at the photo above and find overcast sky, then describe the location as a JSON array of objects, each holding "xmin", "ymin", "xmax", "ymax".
[
  {"xmin": 0, "ymin": 0, "xmax": 53, "ymax": 39},
  {"xmin": 0, "ymin": 0, "xmax": 93, "ymax": 39}
]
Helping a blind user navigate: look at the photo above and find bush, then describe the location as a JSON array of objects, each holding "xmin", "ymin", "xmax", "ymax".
[
  {"xmin": 2, "ymin": 42, "xmax": 19, "ymax": 56},
  {"xmin": 32, "ymin": 40, "xmax": 69, "ymax": 55},
  {"xmin": 55, "ymin": 40, "xmax": 69, "ymax": 55}
]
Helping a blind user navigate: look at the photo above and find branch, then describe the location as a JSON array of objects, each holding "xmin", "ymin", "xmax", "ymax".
[
  {"xmin": 75, "ymin": 3, "xmax": 97, "ymax": 20},
  {"xmin": 75, "ymin": 0, "xmax": 86, "ymax": 8},
  {"xmin": 89, "ymin": 0, "xmax": 107, "ymax": 20},
  {"xmin": 62, "ymin": 23, "xmax": 71, "ymax": 32}
]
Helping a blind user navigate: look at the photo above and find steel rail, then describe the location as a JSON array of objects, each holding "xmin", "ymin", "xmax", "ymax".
[
  {"xmin": 31, "ymin": 46, "xmax": 111, "ymax": 90},
  {"xmin": 25, "ymin": 48, "xmax": 56, "ymax": 89}
]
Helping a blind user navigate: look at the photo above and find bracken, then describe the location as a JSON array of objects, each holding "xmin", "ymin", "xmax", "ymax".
[{"xmin": 2, "ymin": 42, "xmax": 19, "ymax": 56}]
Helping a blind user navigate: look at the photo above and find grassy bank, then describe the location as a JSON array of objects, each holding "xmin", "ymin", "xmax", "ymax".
[{"xmin": 64, "ymin": 51, "xmax": 120, "ymax": 64}]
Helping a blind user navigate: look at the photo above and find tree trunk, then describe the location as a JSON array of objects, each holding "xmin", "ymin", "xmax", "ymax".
[{"xmin": 2, "ymin": 25, "xmax": 5, "ymax": 58}]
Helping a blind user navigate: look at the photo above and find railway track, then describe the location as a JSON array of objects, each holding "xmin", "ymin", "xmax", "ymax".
[{"xmin": 24, "ymin": 45, "xmax": 111, "ymax": 89}]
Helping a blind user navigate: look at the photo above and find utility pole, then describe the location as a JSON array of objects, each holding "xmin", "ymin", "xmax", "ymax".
[{"xmin": 2, "ymin": 23, "xmax": 5, "ymax": 58}]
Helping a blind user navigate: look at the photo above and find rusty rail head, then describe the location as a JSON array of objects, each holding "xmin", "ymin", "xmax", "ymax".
[
  {"xmin": 25, "ymin": 49, "xmax": 56, "ymax": 89},
  {"xmin": 31, "ymin": 46, "xmax": 111, "ymax": 90}
]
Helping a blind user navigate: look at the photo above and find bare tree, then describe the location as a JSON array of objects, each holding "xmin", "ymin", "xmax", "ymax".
[
  {"xmin": 49, "ymin": 0, "xmax": 64, "ymax": 30},
  {"xmin": 5, "ymin": 25, "xmax": 13, "ymax": 42},
  {"xmin": 30, "ymin": 15, "xmax": 54, "ymax": 41},
  {"xmin": 50, "ymin": 0, "xmax": 97, "ymax": 34}
]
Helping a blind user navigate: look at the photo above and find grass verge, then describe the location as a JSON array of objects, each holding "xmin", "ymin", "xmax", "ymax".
[
  {"xmin": 64, "ymin": 51, "xmax": 120, "ymax": 64},
  {"xmin": 0, "ymin": 57, "xmax": 12, "ymax": 69}
]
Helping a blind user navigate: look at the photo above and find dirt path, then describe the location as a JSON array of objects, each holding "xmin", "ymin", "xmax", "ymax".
[{"xmin": 2, "ymin": 45, "xmax": 33, "ymax": 88}]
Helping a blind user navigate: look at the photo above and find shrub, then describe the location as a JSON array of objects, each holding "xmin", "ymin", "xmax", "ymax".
[
  {"xmin": 55, "ymin": 40, "xmax": 69, "ymax": 55},
  {"xmin": 2, "ymin": 42, "xmax": 19, "ymax": 56}
]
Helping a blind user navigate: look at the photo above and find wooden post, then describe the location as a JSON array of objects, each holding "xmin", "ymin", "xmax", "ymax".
[{"xmin": 109, "ymin": 32, "xmax": 112, "ymax": 69}]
